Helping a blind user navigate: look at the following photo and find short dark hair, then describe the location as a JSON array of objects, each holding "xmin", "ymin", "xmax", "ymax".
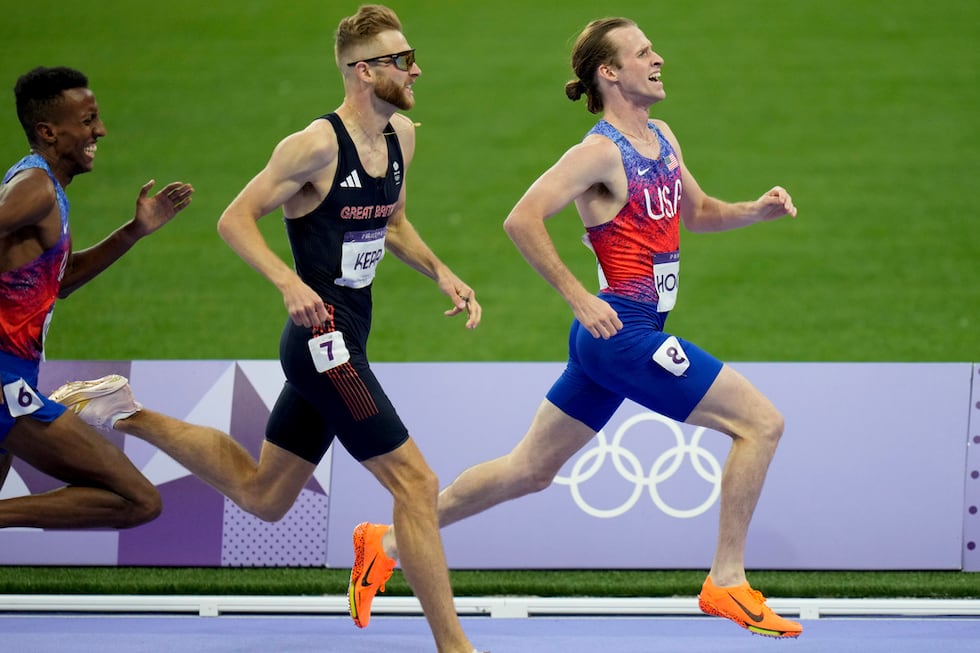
[{"xmin": 14, "ymin": 66, "xmax": 89, "ymax": 145}]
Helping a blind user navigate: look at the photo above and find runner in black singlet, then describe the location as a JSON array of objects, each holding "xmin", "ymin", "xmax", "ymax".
[
  {"xmin": 267, "ymin": 112, "xmax": 411, "ymax": 463},
  {"xmin": 52, "ymin": 7, "xmax": 486, "ymax": 653}
]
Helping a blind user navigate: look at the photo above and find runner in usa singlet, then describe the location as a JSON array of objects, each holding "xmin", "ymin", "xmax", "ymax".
[
  {"xmin": 546, "ymin": 119, "xmax": 723, "ymax": 428},
  {"xmin": 583, "ymin": 119, "xmax": 682, "ymax": 312}
]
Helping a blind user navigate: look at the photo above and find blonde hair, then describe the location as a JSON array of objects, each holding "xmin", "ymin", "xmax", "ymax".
[
  {"xmin": 564, "ymin": 17, "xmax": 636, "ymax": 114},
  {"xmin": 334, "ymin": 4, "xmax": 403, "ymax": 66}
]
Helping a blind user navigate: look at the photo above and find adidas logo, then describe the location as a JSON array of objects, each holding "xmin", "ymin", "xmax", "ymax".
[{"xmin": 340, "ymin": 170, "xmax": 362, "ymax": 189}]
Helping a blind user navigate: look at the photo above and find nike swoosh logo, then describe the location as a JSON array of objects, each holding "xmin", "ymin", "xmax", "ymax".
[
  {"xmin": 730, "ymin": 593, "xmax": 765, "ymax": 622},
  {"xmin": 638, "ymin": 167, "xmax": 651, "ymax": 175},
  {"xmin": 360, "ymin": 554, "xmax": 379, "ymax": 587}
]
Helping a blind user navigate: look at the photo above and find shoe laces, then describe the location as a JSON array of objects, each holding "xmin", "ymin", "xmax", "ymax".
[{"xmin": 746, "ymin": 587, "xmax": 768, "ymax": 607}]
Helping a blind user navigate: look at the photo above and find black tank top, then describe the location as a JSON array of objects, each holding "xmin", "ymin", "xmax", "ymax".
[{"xmin": 285, "ymin": 112, "xmax": 405, "ymax": 340}]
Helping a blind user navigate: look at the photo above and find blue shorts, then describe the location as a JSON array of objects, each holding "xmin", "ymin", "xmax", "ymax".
[
  {"xmin": 0, "ymin": 350, "xmax": 68, "ymax": 445},
  {"xmin": 546, "ymin": 294, "xmax": 723, "ymax": 431}
]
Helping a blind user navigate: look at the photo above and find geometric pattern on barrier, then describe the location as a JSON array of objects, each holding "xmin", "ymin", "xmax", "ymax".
[
  {"xmin": 221, "ymin": 490, "xmax": 328, "ymax": 567},
  {"xmin": 3, "ymin": 360, "xmax": 977, "ymax": 571},
  {"xmin": 1, "ymin": 360, "xmax": 333, "ymax": 566},
  {"xmin": 964, "ymin": 363, "xmax": 980, "ymax": 571}
]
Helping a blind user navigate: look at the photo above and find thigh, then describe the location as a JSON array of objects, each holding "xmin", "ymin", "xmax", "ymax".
[
  {"xmin": 278, "ymin": 321, "xmax": 408, "ymax": 462},
  {"xmin": 576, "ymin": 324, "xmax": 723, "ymax": 422},
  {"xmin": 685, "ymin": 364, "xmax": 780, "ymax": 438},
  {"xmin": 265, "ymin": 382, "xmax": 335, "ymax": 464},
  {"xmin": 3, "ymin": 411, "xmax": 150, "ymax": 490},
  {"xmin": 511, "ymin": 399, "xmax": 599, "ymax": 474},
  {"xmin": 546, "ymin": 323, "xmax": 624, "ymax": 432},
  {"xmin": 0, "ymin": 450, "xmax": 11, "ymax": 491}
]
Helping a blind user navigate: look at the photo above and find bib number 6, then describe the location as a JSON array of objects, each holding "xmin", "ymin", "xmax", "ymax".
[{"xmin": 2, "ymin": 378, "xmax": 43, "ymax": 418}]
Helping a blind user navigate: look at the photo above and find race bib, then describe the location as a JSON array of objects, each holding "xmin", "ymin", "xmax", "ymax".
[
  {"xmin": 2, "ymin": 378, "xmax": 44, "ymax": 418},
  {"xmin": 308, "ymin": 330, "xmax": 351, "ymax": 373},
  {"xmin": 335, "ymin": 228, "xmax": 386, "ymax": 289},
  {"xmin": 652, "ymin": 335, "xmax": 690, "ymax": 377},
  {"xmin": 653, "ymin": 251, "xmax": 680, "ymax": 312}
]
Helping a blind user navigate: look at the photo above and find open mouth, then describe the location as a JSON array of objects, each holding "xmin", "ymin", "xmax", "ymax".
[{"xmin": 84, "ymin": 144, "xmax": 98, "ymax": 158}]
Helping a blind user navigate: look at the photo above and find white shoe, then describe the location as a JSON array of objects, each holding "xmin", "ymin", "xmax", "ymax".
[{"xmin": 49, "ymin": 374, "xmax": 142, "ymax": 431}]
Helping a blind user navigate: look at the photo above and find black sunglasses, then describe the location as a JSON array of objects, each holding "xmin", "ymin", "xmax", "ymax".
[{"xmin": 346, "ymin": 49, "xmax": 416, "ymax": 72}]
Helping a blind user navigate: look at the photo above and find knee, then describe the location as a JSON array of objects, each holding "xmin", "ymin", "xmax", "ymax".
[
  {"xmin": 511, "ymin": 455, "xmax": 559, "ymax": 495},
  {"xmin": 238, "ymin": 492, "xmax": 292, "ymax": 523},
  {"xmin": 388, "ymin": 463, "xmax": 440, "ymax": 509},
  {"xmin": 121, "ymin": 486, "xmax": 163, "ymax": 528},
  {"xmin": 251, "ymin": 505, "xmax": 290, "ymax": 523},
  {"xmin": 756, "ymin": 408, "xmax": 785, "ymax": 447},
  {"xmin": 407, "ymin": 465, "xmax": 440, "ymax": 503}
]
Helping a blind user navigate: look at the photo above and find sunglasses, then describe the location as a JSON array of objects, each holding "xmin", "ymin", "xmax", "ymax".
[{"xmin": 346, "ymin": 49, "xmax": 416, "ymax": 72}]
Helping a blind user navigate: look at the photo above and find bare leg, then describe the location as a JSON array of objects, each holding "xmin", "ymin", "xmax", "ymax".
[
  {"xmin": 363, "ymin": 437, "xmax": 474, "ymax": 653},
  {"xmin": 115, "ymin": 409, "xmax": 315, "ymax": 522},
  {"xmin": 385, "ymin": 400, "xmax": 595, "ymax": 559},
  {"xmin": 684, "ymin": 364, "xmax": 784, "ymax": 586},
  {"xmin": 0, "ymin": 450, "xmax": 11, "ymax": 492},
  {"xmin": 439, "ymin": 400, "xmax": 595, "ymax": 527},
  {"xmin": 0, "ymin": 413, "xmax": 161, "ymax": 529}
]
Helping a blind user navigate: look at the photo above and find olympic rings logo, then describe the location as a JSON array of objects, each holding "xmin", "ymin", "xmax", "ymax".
[{"xmin": 553, "ymin": 411, "xmax": 721, "ymax": 519}]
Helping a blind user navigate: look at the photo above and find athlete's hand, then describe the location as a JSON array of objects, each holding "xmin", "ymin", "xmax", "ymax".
[
  {"xmin": 754, "ymin": 185, "xmax": 797, "ymax": 222},
  {"xmin": 131, "ymin": 180, "xmax": 194, "ymax": 237},
  {"xmin": 282, "ymin": 275, "xmax": 331, "ymax": 328},
  {"xmin": 438, "ymin": 274, "xmax": 481, "ymax": 329},
  {"xmin": 572, "ymin": 293, "xmax": 622, "ymax": 340}
]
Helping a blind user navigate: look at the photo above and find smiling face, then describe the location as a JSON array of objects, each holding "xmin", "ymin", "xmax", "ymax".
[
  {"xmin": 353, "ymin": 29, "xmax": 421, "ymax": 111},
  {"xmin": 39, "ymin": 87, "xmax": 106, "ymax": 185},
  {"xmin": 608, "ymin": 25, "xmax": 666, "ymax": 105}
]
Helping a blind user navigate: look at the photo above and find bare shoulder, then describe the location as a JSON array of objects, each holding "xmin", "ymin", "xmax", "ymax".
[
  {"xmin": 578, "ymin": 132, "xmax": 625, "ymax": 160},
  {"xmin": 650, "ymin": 118, "xmax": 683, "ymax": 154},
  {"xmin": 0, "ymin": 168, "xmax": 57, "ymax": 225},
  {"xmin": 556, "ymin": 133, "xmax": 625, "ymax": 180},
  {"xmin": 388, "ymin": 112, "xmax": 417, "ymax": 158},
  {"xmin": 268, "ymin": 118, "xmax": 340, "ymax": 173},
  {"xmin": 389, "ymin": 112, "xmax": 416, "ymax": 131}
]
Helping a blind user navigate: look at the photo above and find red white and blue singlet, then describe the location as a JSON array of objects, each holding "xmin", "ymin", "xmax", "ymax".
[
  {"xmin": 0, "ymin": 154, "xmax": 71, "ymax": 362},
  {"xmin": 545, "ymin": 120, "xmax": 723, "ymax": 428},
  {"xmin": 584, "ymin": 119, "xmax": 682, "ymax": 312},
  {"xmin": 0, "ymin": 154, "xmax": 71, "ymax": 441}
]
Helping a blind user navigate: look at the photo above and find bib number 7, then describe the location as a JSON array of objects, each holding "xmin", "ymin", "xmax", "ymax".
[{"xmin": 308, "ymin": 330, "xmax": 351, "ymax": 373}]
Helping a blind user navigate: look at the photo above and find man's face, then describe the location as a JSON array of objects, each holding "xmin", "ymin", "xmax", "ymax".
[
  {"xmin": 355, "ymin": 30, "xmax": 421, "ymax": 111},
  {"xmin": 42, "ymin": 87, "xmax": 106, "ymax": 179},
  {"xmin": 373, "ymin": 68, "xmax": 416, "ymax": 111},
  {"xmin": 611, "ymin": 26, "xmax": 665, "ymax": 103}
]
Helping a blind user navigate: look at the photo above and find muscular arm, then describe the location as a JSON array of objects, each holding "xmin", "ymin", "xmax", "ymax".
[
  {"xmin": 1, "ymin": 170, "xmax": 191, "ymax": 296},
  {"xmin": 654, "ymin": 120, "xmax": 797, "ymax": 233},
  {"xmin": 383, "ymin": 116, "xmax": 480, "ymax": 328},
  {"xmin": 503, "ymin": 138, "xmax": 624, "ymax": 339},
  {"xmin": 217, "ymin": 122, "xmax": 338, "ymax": 329}
]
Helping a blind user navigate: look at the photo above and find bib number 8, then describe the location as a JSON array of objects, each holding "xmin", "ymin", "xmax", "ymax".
[{"xmin": 652, "ymin": 335, "xmax": 690, "ymax": 377}]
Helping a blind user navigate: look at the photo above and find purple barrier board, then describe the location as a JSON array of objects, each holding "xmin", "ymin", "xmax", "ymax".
[
  {"xmin": 0, "ymin": 361, "xmax": 973, "ymax": 571},
  {"xmin": 325, "ymin": 362, "xmax": 974, "ymax": 570}
]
